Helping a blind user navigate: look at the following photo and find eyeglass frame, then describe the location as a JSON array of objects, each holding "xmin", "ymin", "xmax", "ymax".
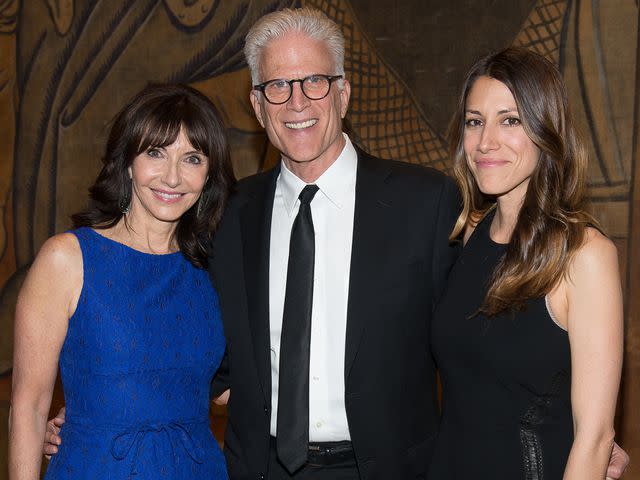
[{"xmin": 252, "ymin": 74, "xmax": 344, "ymax": 105}]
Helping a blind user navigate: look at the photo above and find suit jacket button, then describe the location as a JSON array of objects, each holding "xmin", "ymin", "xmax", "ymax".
[
  {"xmin": 258, "ymin": 474, "xmax": 265, "ymax": 480},
  {"xmin": 264, "ymin": 405, "xmax": 269, "ymax": 414}
]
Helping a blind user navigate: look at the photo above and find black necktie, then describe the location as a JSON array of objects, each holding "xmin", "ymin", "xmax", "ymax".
[{"xmin": 276, "ymin": 184, "xmax": 319, "ymax": 473}]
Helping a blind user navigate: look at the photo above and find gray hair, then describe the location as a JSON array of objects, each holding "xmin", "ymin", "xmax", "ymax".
[{"xmin": 244, "ymin": 7, "xmax": 345, "ymax": 85}]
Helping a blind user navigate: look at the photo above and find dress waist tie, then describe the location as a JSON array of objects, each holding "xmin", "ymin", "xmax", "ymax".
[{"xmin": 110, "ymin": 420, "xmax": 205, "ymax": 475}]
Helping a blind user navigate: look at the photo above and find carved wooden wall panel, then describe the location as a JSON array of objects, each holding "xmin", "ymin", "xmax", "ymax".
[{"xmin": 1, "ymin": 1, "xmax": 637, "ymax": 477}]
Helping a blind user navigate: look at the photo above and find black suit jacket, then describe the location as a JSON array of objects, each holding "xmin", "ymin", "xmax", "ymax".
[{"xmin": 209, "ymin": 147, "xmax": 460, "ymax": 480}]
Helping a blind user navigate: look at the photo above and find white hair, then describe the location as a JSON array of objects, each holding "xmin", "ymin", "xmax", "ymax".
[{"xmin": 244, "ymin": 7, "xmax": 345, "ymax": 85}]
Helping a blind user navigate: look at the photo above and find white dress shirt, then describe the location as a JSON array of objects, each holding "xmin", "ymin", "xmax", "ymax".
[{"xmin": 269, "ymin": 134, "xmax": 357, "ymax": 441}]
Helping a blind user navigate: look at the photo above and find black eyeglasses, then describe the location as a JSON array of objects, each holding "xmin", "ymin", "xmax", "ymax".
[{"xmin": 253, "ymin": 74, "xmax": 343, "ymax": 105}]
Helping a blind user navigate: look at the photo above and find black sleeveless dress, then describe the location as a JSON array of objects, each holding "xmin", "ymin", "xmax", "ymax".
[{"xmin": 429, "ymin": 212, "xmax": 573, "ymax": 479}]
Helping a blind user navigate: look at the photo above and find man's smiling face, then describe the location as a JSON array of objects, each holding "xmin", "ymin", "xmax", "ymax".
[{"xmin": 250, "ymin": 31, "xmax": 351, "ymax": 174}]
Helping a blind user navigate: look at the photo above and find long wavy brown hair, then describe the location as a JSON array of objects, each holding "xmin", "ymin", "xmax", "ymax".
[{"xmin": 448, "ymin": 47, "xmax": 598, "ymax": 316}]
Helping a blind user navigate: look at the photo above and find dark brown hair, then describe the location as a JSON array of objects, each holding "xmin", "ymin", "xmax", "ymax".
[
  {"xmin": 448, "ymin": 47, "xmax": 597, "ymax": 316},
  {"xmin": 72, "ymin": 84, "xmax": 235, "ymax": 268}
]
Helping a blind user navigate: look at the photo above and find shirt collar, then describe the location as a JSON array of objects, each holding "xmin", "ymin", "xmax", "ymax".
[{"xmin": 279, "ymin": 133, "xmax": 358, "ymax": 217}]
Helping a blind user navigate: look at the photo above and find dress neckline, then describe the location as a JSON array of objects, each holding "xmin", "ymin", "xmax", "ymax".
[
  {"xmin": 84, "ymin": 227, "xmax": 182, "ymax": 258},
  {"xmin": 468, "ymin": 209, "xmax": 509, "ymax": 249}
]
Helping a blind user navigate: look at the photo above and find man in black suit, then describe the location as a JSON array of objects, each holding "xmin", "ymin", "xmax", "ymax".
[{"xmin": 209, "ymin": 7, "xmax": 458, "ymax": 480}]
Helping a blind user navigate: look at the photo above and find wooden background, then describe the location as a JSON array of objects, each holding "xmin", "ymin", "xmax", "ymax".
[{"xmin": 1, "ymin": 0, "xmax": 638, "ymax": 477}]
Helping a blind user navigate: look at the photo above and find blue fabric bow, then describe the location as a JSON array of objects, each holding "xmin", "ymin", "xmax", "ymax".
[{"xmin": 110, "ymin": 421, "xmax": 205, "ymax": 476}]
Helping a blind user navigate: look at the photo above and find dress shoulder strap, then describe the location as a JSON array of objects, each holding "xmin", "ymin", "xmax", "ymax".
[{"xmin": 464, "ymin": 207, "xmax": 497, "ymax": 248}]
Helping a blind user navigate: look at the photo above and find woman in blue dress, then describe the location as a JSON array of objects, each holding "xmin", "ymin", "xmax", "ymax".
[{"xmin": 9, "ymin": 84, "xmax": 235, "ymax": 479}]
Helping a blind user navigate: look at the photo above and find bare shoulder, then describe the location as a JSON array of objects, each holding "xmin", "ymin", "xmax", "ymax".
[
  {"xmin": 18, "ymin": 232, "xmax": 84, "ymax": 321},
  {"xmin": 583, "ymin": 226, "xmax": 616, "ymax": 251},
  {"xmin": 34, "ymin": 232, "xmax": 82, "ymax": 271},
  {"xmin": 564, "ymin": 227, "xmax": 620, "ymax": 303},
  {"xmin": 563, "ymin": 227, "xmax": 623, "ymax": 334},
  {"xmin": 27, "ymin": 233, "xmax": 83, "ymax": 294},
  {"xmin": 569, "ymin": 227, "xmax": 618, "ymax": 276}
]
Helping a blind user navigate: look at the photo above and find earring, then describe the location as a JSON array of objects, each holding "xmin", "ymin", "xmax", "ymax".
[
  {"xmin": 196, "ymin": 194, "xmax": 206, "ymax": 218},
  {"xmin": 119, "ymin": 192, "xmax": 131, "ymax": 214}
]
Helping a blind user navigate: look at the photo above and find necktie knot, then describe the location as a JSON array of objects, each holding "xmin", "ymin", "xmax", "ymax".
[{"xmin": 298, "ymin": 184, "xmax": 319, "ymax": 205}]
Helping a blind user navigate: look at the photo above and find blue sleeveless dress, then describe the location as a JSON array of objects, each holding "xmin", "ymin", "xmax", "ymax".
[{"xmin": 44, "ymin": 227, "xmax": 228, "ymax": 479}]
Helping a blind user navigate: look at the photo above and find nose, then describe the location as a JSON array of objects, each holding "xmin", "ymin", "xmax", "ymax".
[
  {"xmin": 286, "ymin": 81, "xmax": 310, "ymax": 111},
  {"xmin": 478, "ymin": 124, "xmax": 499, "ymax": 153},
  {"xmin": 161, "ymin": 159, "xmax": 181, "ymax": 188}
]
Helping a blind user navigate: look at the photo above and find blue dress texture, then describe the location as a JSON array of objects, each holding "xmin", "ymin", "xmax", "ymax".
[{"xmin": 44, "ymin": 227, "xmax": 228, "ymax": 479}]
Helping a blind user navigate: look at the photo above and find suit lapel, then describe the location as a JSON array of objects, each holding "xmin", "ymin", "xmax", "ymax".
[
  {"xmin": 345, "ymin": 150, "xmax": 393, "ymax": 380},
  {"xmin": 240, "ymin": 167, "xmax": 279, "ymax": 405},
  {"xmin": 240, "ymin": 154, "xmax": 393, "ymax": 394}
]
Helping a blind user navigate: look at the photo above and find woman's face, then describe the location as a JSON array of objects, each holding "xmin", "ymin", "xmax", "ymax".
[
  {"xmin": 128, "ymin": 127, "xmax": 209, "ymax": 225},
  {"xmin": 463, "ymin": 76, "xmax": 540, "ymax": 206}
]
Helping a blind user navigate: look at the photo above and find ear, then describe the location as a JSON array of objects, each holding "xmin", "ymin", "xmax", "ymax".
[
  {"xmin": 250, "ymin": 90, "xmax": 266, "ymax": 128},
  {"xmin": 127, "ymin": 165, "xmax": 132, "ymax": 179},
  {"xmin": 339, "ymin": 78, "xmax": 351, "ymax": 119}
]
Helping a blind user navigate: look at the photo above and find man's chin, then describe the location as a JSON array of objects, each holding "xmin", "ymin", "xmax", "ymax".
[{"xmin": 282, "ymin": 155, "xmax": 318, "ymax": 166}]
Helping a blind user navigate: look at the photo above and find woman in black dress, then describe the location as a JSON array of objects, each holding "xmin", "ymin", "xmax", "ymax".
[{"xmin": 429, "ymin": 47, "xmax": 623, "ymax": 479}]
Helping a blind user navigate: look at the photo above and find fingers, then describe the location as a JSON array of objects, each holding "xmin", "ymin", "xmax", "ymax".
[
  {"xmin": 43, "ymin": 417, "xmax": 63, "ymax": 457},
  {"xmin": 51, "ymin": 416, "xmax": 65, "ymax": 428},
  {"xmin": 212, "ymin": 389, "xmax": 230, "ymax": 406},
  {"xmin": 606, "ymin": 442, "xmax": 630, "ymax": 479},
  {"xmin": 45, "ymin": 429, "xmax": 62, "ymax": 446},
  {"xmin": 56, "ymin": 406, "xmax": 66, "ymax": 422},
  {"xmin": 46, "ymin": 418, "xmax": 62, "ymax": 435},
  {"xmin": 43, "ymin": 407, "xmax": 66, "ymax": 458},
  {"xmin": 43, "ymin": 442, "xmax": 58, "ymax": 457},
  {"xmin": 606, "ymin": 466, "xmax": 625, "ymax": 479},
  {"xmin": 43, "ymin": 430, "xmax": 61, "ymax": 458}
]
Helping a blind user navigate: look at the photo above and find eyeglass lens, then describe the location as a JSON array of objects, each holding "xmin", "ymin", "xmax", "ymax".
[{"xmin": 264, "ymin": 75, "xmax": 333, "ymax": 104}]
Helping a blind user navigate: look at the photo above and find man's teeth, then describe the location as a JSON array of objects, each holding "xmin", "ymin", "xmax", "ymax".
[
  {"xmin": 156, "ymin": 191, "xmax": 182, "ymax": 200},
  {"xmin": 285, "ymin": 119, "xmax": 317, "ymax": 129}
]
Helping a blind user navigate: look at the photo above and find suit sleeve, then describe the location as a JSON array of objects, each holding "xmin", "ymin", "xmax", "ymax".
[
  {"xmin": 431, "ymin": 175, "xmax": 461, "ymax": 307},
  {"xmin": 210, "ymin": 348, "xmax": 230, "ymax": 400},
  {"xmin": 207, "ymin": 201, "xmax": 235, "ymax": 400}
]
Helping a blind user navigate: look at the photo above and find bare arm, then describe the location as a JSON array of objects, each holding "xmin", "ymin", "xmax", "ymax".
[
  {"xmin": 9, "ymin": 234, "xmax": 82, "ymax": 479},
  {"xmin": 560, "ymin": 230, "xmax": 623, "ymax": 480}
]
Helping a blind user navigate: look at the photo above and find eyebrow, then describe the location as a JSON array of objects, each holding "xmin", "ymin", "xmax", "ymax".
[
  {"xmin": 465, "ymin": 108, "xmax": 518, "ymax": 115},
  {"xmin": 148, "ymin": 146, "xmax": 205, "ymax": 156}
]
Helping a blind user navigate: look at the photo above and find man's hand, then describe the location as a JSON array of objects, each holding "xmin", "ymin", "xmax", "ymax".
[
  {"xmin": 606, "ymin": 441, "xmax": 629, "ymax": 479},
  {"xmin": 213, "ymin": 389, "xmax": 230, "ymax": 406},
  {"xmin": 43, "ymin": 406, "xmax": 65, "ymax": 459}
]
